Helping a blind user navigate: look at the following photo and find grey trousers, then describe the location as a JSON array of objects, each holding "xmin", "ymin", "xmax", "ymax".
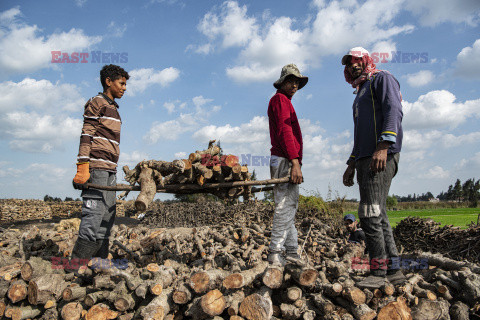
[
  {"xmin": 78, "ymin": 169, "xmax": 116, "ymax": 242},
  {"xmin": 269, "ymin": 156, "xmax": 299, "ymax": 253},
  {"xmin": 356, "ymin": 153, "xmax": 399, "ymax": 276}
]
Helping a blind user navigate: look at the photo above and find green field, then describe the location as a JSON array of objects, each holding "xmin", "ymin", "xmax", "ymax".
[{"xmin": 345, "ymin": 207, "xmax": 480, "ymax": 229}]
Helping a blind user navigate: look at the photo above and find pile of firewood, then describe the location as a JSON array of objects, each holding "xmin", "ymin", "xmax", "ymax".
[
  {"xmin": 393, "ymin": 216, "xmax": 480, "ymax": 263},
  {"xmin": 0, "ymin": 214, "xmax": 480, "ymax": 319},
  {"xmin": 122, "ymin": 140, "xmax": 259, "ymax": 212}
]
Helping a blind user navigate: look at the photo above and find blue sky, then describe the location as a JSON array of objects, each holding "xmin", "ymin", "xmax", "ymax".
[{"xmin": 0, "ymin": 0, "xmax": 479, "ymax": 201}]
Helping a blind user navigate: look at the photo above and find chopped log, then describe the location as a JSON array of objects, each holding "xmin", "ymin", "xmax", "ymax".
[
  {"xmin": 287, "ymin": 265, "xmax": 318, "ymax": 287},
  {"xmin": 134, "ymin": 282, "xmax": 149, "ymax": 300},
  {"xmin": 342, "ymin": 287, "xmax": 366, "ymax": 305},
  {"xmin": 189, "ymin": 269, "xmax": 229, "ymax": 294},
  {"xmin": 287, "ymin": 286, "xmax": 303, "ymax": 302},
  {"xmin": 413, "ymin": 285, "xmax": 437, "ymax": 301},
  {"xmin": 189, "ymin": 141, "xmax": 221, "ymax": 163},
  {"xmin": 239, "ymin": 286, "xmax": 273, "ymax": 320},
  {"xmin": 456, "ymin": 269, "xmax": 480, "ymax": 305},
  {"xmin": 222, "ymin": 154, "xmax": 239, "ymax": 168},
  {"xmin": 94, "ymin": 275, "xmax": 117, "ymax": 290},
  {"xmin": 226, "ymin": 290, "xmax": 245, "ymax": 316},
  {"xmin": 84, "ymin": 291, "xmax": 110, "ymax": 307},
  {"xmin": 231, "ymin": 164, "xmax": 243, "ymax": 181},
  {"xmin": 212, "ymin": 165, "xmax": 225, "ymax": 183},
  {"xmin": 0, "ymin": 279, "xmax": 9, "ymax": 297},
  {"xmin": 143, "ymin": 159, "xmax": 186, "ymax": 176},
  {"xmin": 363, "ymin": 288, "xmax": 374, "ymax": 305},
  {"xmin": 201, "ymin": 289, "xmax": 226, "ymax": 316},
  {"xmin": 262, "ymin": 265, "xmax": 285, "ymax": 289},
  {"xmin": 28, "ymin": 273, "xmax": 66, "ymax": 305},
  {"xmin": 223, "ymin": 261, "xmax": 268, "ymax": 289},
  {"xmin": 123, "ymin": 165, "xmax": 140, "ymax": 185},
  {"xmin": 62, "ymin": 284, "xmax": 86, "ymax": 302},
  {"xmin": 449, "ymin": 301, "xmax": 469, "ymax": 320},
  {"xmin": 21, "ymin": 256, "xmax": 60, "ymax": 281},
  {"xmin": 84, "ymin": 303, "xmax": 119, "ymax": 320},
  {"xmin": 402, "ymin": 252, "xmax": 480, "ymax": 274},
  {"xmin": 139, "ymin": 287, "xmax": 174, "ymax": 320},
  {"xmin": 323, "ymin": 283, "xmax": 344, "ymax": 297},
  {"xmin": 312, "ymin": 293, "xmax": 335, "ymax": 315},
  {"xmin": 0, "ymin": 262, "xmax": 22, "ymax": 281},
  {"xmin": 280, "ymin": 303, "xmax": 302, "ymax": 319},
  {"xmin": 377, "ymin": 297, "xmax": 412, "ymax": 320},
  {"xmin": 135, "ymin": 166, "xmax": 156, "ymax": 212},
  {"xmin": 382, "ymin": 283, "xmax": 395, "ymax": 296},
  {"xmin": 335, "ymin": 297, "xmax": 377, "ymax": 320},
  {"xmin": 172, "ymin": 283, "xmax": 192, "ymax": 305},
  {"xmin": 411, "ymin": 299, "xmax": 450, "ymax": 320},
  {"xmin": 61, "ymin": 302, "xmax": 83, "ymax": 320},
  {"xmin": 0, "ymin": 299, "xmax": 5, "ymax": 317},
  {"xmin": 436, "ymin": 284, "xmax": 453, "ymax": 301},
  {"xmin": 350, "ymin": 304, "xmax": 377, "ymax": 320},
  {"xmin": 8, "ymin": 279, "xmax": 28, "ymax": 303},
  {"xmin": 10, "ymin": 305, "xmax": 42, "ymax": 320}
]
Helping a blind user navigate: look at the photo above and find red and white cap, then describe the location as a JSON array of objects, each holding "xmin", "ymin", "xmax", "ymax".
[{"xmin": 341, "ymin": 47, "xmax": 370, "ymax": 65}]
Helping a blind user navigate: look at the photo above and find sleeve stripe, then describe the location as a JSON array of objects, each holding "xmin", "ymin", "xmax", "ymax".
[{"xmin": 381, "ymin": 131, "xmax": 397, "ymax": 136}]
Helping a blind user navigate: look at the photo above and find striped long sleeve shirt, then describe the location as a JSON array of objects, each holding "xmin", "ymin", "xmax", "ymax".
[{"xmin": 77, "ymin": 93, "xmax": 121, "ymax": 172}]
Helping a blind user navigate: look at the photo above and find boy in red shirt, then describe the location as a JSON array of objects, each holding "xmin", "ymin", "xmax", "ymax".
[{"xmin": 267, "ymin": 64, "xmax": 308, "ymax": 265}]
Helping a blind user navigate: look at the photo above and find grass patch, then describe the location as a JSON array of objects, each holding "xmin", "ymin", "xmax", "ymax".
[{"xmin": 345, "ymin": 207, "xmax": 480, "ymax": 229}]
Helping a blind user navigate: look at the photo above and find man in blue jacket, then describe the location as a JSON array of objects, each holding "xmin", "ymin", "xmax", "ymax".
[{"xmin": 341, "ymin": 47, "xmax": 405, "ymax": 288}]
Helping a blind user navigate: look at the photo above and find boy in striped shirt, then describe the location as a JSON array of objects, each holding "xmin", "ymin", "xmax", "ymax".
[{"xmin": 71, "ymin": 64, "xmax": 129, "ymax": 269}]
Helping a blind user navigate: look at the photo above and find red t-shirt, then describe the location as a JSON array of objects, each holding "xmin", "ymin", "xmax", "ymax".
[{"xmin": 268, "ymin": 90, "xmax": 303, "ymax": 164}]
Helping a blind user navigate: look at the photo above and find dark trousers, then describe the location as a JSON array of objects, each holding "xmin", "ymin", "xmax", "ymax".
[
  {"xmin": 356, "ymin": 153, "xmax": 399, "ymax": 276},
  {"xmin": 78, "ymin": 170, "xmax": 116, "ymax": 242}
]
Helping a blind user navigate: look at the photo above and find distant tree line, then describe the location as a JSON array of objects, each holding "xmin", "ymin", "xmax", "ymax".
[
  {"xmin": 43, "ymin": 195, "xmax": 79, "ymax": 202},
  {"xmin": 392, "ymin": 178, "xmax": 480, "ymax": 206}
]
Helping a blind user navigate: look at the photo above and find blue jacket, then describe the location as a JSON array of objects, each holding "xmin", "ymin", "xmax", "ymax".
[{"xmin": 348, "ymin": 71, "xmax": 403, "ymax": 164}]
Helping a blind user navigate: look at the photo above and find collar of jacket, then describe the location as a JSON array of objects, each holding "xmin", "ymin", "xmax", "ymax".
[{"xmin": 99, "ymin": 92, "xmax": 119, "ymax": 108}]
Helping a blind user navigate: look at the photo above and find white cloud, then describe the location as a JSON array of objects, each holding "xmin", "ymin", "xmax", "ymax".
[
  {"xmin": 144, "ymin": 120, "xmax": 185, "ymax": 142},
  {"xmin": 143, "ymin": 96, "xmax": 222, "ymax": 143},
  {"xmin": 405, "ymin": 70, "xmax": 434, "ymax": 87},
  {"xmin": 119, "ymin": 151, "xmax": 150, "ymax": 166},
  {"xmin": 107, "ymin": 21, "xmax": 127, "ymax": 38},
  {"xmin": 193, "ymin": 0, "xmax": 414, "ymax": 83},
  {"xmin": 192, "ymin": 96, "xmax": 214, "ymax": 108},
  {"xmin": 371, "ymin": 40, "xmax": 397, "ymax": 63},
  {"xmin": 127, "ymin": 67, "xmax": 180, "ymax": 96},
  {"xmin": 454, "ymin": 39, "xmax": 480, "ymax": 79},
  {"xmin": 403, "ymin": 0, "xmax": 480, "ymax": 26},
  {"xmin": 420, "ymin": 166, "xmax": 450, "ymax": 179},
  {"xmin": 164, "ymin": 102, "xmax": 176, "ymax": 114},
  {"xmin": 197, "ymin": 1, "xmax": 257, "ymax": 49},
  {"xmin": 0, "ymin": 112, "xmax": 82, "ymax": 153},
  {"xmin": 0, "ymin": 78, "xmax": 85, "ymax": 112},
  {"xmin": 75, "ymin": 0, "xmax": 87, "ymax": 7},
  {"xmin": 0, "ymin": 77, "xmax": 87, "ymax": 153},
  {"xmin": 402, "ymin": 90, "xmax": 480, "ymax": 130},
  {"xmin": 0, "ymin": 7, "xmax": 101, "ymax": 75},
  {"xmin": 174, "ymin": 152, "xmax": 187, "ymax": 159},
  {"xmin": 193, "ymin": 116, "xmax": 269, "ymax": 144}
]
